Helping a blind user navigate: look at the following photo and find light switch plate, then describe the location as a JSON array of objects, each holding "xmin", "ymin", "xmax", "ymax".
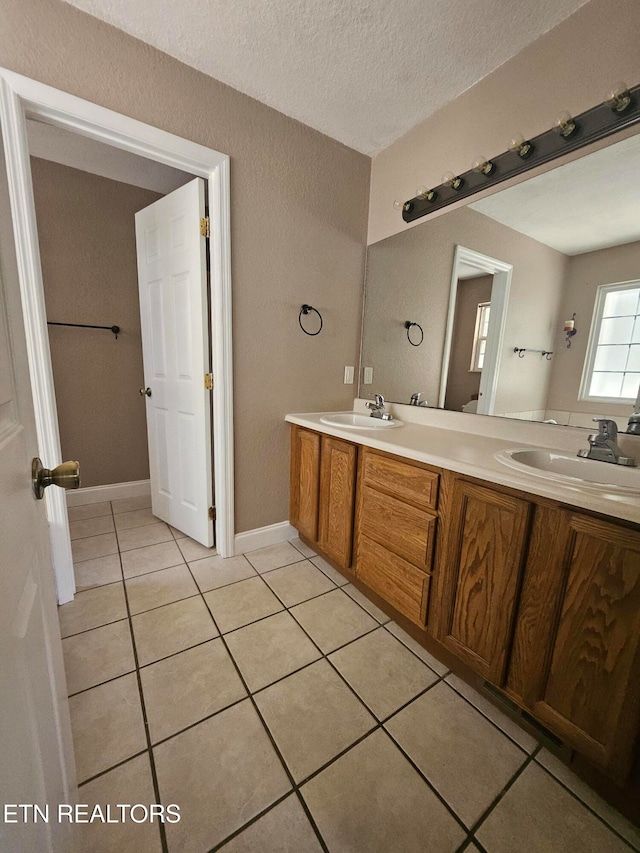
[
  {"xmin": 343, "ymin": 366, "xmax": 355, "ymax": 384},
  {"xmin": 363, "ymin": 367, "xmax": 373, "ymax": 385}
]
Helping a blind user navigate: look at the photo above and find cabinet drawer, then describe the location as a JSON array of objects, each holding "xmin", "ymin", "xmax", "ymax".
[
  {"xmin": 359, "ymin": 485, "xmax": 436, "ymax": 570},
  {"xmin": 362, "ymin": 449, "xmax": 438, "ymax": 511},
  {"xmin": 356, "ymin": 535, "xmax": 431, "ymax": 627}
]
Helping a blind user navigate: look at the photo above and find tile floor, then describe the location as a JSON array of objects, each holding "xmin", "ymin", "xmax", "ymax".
[{"xmin": 60, "ymin": 497, "xmax": 640, "ymax": 852}]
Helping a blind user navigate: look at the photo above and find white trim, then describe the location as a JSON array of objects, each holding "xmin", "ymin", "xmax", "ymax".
[
  {"xmin": 0, "ymin": 68, "xmax": 235, "ymax": 604},
  {"xmin": 234, "ymin": 521, "xmax": 298, "ymax": 555},
  {"xmin": 439, "ymin": 245, "xmax": 513, "ymax": 415},
  {"xmin": 66, "ymin": 479, "xmax": 151, "ymax": 507}
]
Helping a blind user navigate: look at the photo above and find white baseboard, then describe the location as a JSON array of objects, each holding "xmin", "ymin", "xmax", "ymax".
[
  {"xmin": 66, "ymin": 479, "xmax": 151, "ymax": 507},
  {"xmin": 234, "ymin": 520, "xmax": 297, "ymax": 555}
]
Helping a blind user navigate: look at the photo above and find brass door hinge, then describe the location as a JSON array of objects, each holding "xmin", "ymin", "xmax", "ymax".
[
  {"xmin": 204, "ymin": 373, "xmax": 213, "ymax": 391},
  {"xmin": 208, "ymin": 506, "xmax": 216, "ymax": 521},
  {"xmin": 200, "ymin": 217, "xmax": 210, "ymax": 238}
]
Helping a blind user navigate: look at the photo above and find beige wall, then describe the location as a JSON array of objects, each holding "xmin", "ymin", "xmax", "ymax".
[
  {"xmin": 546, "ymin": 240, "xmax": 640, "ymax": 419},
  {"xmin": 444, "ymin": 275, "xmax": 492, "ymax": 412},
  {"xmin": 361, "ymin": 207, "xmax": 566, "ymax": 415},
  {"xmin": 1, "ymin": 0, "xmax": 370, "ymax": 533},
  {"xmin": 31, "ymin": 157, "xmax": 159, "ymax": 487},
  {"xmin": 368, "ymin": 0, "xmax": 640, "ymax": 244}
]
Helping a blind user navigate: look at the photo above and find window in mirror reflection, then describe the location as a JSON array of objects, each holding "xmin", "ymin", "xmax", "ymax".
[
  {"xmin": 582, "ymin": 281, "xmax": 640, "ymax": 402},
  {"xmin": 471, "ymin": 302, "xmax": 491, "ymax": 372}
]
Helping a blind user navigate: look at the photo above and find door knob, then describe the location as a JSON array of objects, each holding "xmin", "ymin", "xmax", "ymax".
[
  {"xmin": 32, "ymin": 458, "xmax": 81, "ymax": 500},
  {"xmin": 139, "ymin": 387, "xmax": 152, "ymax": 397}
]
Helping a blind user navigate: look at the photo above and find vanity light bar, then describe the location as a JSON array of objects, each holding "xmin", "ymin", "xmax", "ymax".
[{"xmin": 401, "ymin": 82, "xmax": 640, "ymax": 223}]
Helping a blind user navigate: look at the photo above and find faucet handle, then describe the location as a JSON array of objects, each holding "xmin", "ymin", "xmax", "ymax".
[
  {"xmin": 374, "ymin": 393, "xmax": 385, "ymax": 407},
  {"xmin": 593, "ymin": 417, "xmax": 618, "ymax": 439}
]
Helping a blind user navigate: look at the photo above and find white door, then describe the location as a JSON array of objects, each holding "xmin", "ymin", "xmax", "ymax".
[
  {"xmin": 135, "ymin": 178, "xmax": 214, "ymax": 546},
  {"xmin": 0, "ymin": 144, "xmax": 75, "ymax": 852}
]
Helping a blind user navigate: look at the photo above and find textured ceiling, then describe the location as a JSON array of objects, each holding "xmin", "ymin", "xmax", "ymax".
[
  {"xmin": 470, "ymin": 133, "xmax": 640, "ymax": 256},
  {"xmin": 62, "ymin": 0, "xmax": 589, "ymax": 155}
]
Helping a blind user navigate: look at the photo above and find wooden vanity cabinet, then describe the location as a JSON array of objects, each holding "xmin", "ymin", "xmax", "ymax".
[
  {"xmin": 505, "ymin": 507, "xmax": 640, "ymax": 780},
  {"xmin": 432, "ymin": 478, "xmax": 532, "ymax": 683},
  {"xmin": 354, "ymin": 448, "xmax": 440, "ymax": 628},
  {"xmin": 289, "ymin": 426, "xmax": 357, "ymax": 569}
]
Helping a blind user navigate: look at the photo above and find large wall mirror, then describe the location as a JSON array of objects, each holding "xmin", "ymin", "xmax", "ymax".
[{"xmin": 360, "ymin": 128, "xmax": 640, "ymax": 430}]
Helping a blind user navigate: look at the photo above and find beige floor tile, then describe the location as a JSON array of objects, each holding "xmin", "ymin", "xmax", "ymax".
[
  {"xmin": 385, "ymin": 682, "xmax": 526, "ymax": 827},
  {"xmin": 154, "ymin": 700, "xmax": 291, "ymax": 852},
  {"xmin": 63, "ymin": 620, "xmax": 135, "ymax": 695},
  {"xmin": 133, "ymin": 596, "xmax": 218, "ymax": 666},
  {"xmin": 244, "ymin": 541, "xmax": 306, "ymax": 573},
  {"xmin": 289, "ymin": 537, "xmax": 317, "ymax": 558},
  {"xmin": 141, "ymin": 639, "xmax": 246, "ymax": 743},
  {"xmin": 536, "ymin": 749, "xmax": 640, "ymax": 850},
  {"xmin": 74, "ymin": 755, "xmax": 162, "ymax": 853},
  {"xmin": 343, "ymin": 583, "xmax": 391, "ymax": 623},
  {"xmin": 74, "ymin": 554, "xmax": 122, "ymax": 592},
  {"xmin": 169, "ymin": 525, "xmax": 187, "ymax": 539},
  {"xmin": 190, "ymin": 553, "xmax": 256, "ymax": 592},
  {"xmin": 262, "ymin": 561, "xmax": 336, "ymax": 607},
  {"xmin": 72, "ymin": 532, "xmax": 119, "ymax": 564},
  {"xmin": 477, "ymin": 762, "xmax": 632, "ymax": 853},
  {"xmin": 329, "ymin": 628, "xmax": 438, "ymax": 719},
  {"xmin": 204, "ymin": 576, "xmax": 283, "ymax": 633},
  {"xmin": 59, "ymin": 583, "xmax": 127, "ymax": 638},
  {"xmin": 219, "ymin": 794, "xmax": 323, "ymax": 852},
  {"xmin": 290, "ymin": 589, "xmax": 377, "ymax": 653},
  {"xmin": 114, "ymin": 507, "xmax": 161, "ymax": 530},
  {"xmin": 69, "ymin": 673, "xmax": 146, "ymax": 783},
  {"xmin": 386, "ymin": 621, "xmax": 449, "ymax": 675},
  {"xmin": 446, "ymin": 673, "xmax": 538, "ymax": 753},
  {"xmin": 255, "ymin": 659, "xmax": 375, "ymax": 782},
  {"xmin": 301, "ymin": 729, "xmax": 465, "ymax": 852},
  {"xmin": 310, "ymin": 555, "xmax": 349, "ymax": 586},
  {"xmin": 125, "ymin": 565, "xmax": 198, "ymax": 615},
  {"xmin": 67, "ymin": 501, "xmax": 112, "ymax": 522},
  {"xmin": 69, "ymin": 515, "xmax": 115, "ymax": 541},
  {"xmin": 111, "ymin": 494, "xmax": 152, "ymax": 514},
  {"xmin": 117, "ymin": 522, "xmax": 173, "ymax": 552},
  {"xmin": 225, "ymin": 611, "xmax": 321, "ymax": 692},
  {"xmin": 177, "ymin": 536, "xmax": 217, "ymax": 562},
  {"xmin": 120, "ymin": 540, "xmax": 184, "ymax": 579}
]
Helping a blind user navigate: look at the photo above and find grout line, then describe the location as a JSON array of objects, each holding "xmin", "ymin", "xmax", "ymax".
[
  {"xmin": 205, "ymin": 791, "xmax": 298, "ymax": 852},
  {"xmin": 61, "ymin": 613, "xmax": 130, "ymax": 641},
  {"xmin": 109, "ymin": 501, "xmax": 169, "ymax": 853},
  {"xmin": 181, "ymin": 561, "xmax": 331, "ymax": 853},
  {"xmin": 76, "ymin": 749, "xmax": 151, "ymax": 789},
  {"xmin": 532, "ymin": 759, "xmax": 640, "ymax": 852},
  {"xmin": 67, "ymin": 668, "xmax": 138, "ymax": 699}
]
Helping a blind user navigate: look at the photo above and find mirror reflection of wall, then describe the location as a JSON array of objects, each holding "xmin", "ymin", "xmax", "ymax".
[{"xmin": 360, "ymin": 130, "xmax": 640, "ymax": 430}]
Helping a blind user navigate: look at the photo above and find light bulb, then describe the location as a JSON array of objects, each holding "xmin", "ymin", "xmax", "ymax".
[
  {"xmin": 606, "ymin": 81, "xmax": 631, "ymax": 113},
  {"xmin": 472, "ymin": 155, "xmax": 495, "ymax": 176},
  {"xmin": 442, "ymin": 171, "xmax": 464, "ymax": 190},
  {"xmin": 509, "ymin": 133, "xmax": 533, "ymax": 159},
  {"xmin": 416, "ymin": 186, "xmax": 437, "ymax": 202},
  {"xmin": 393, "ymin": 199, "xmax": 403, "ymax": 210},
  {"xmin": 554, "ymin": 110, "xmax": 577, "ymax": 138}
]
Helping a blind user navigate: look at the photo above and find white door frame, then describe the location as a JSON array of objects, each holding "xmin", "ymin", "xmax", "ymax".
[
  {"xmin": 438, "ymin": 244, "xmax": 512, "ymax": 415},
  {"xmin": 0, "ymin": 68, "xmax": 234, "ymax": 603}
]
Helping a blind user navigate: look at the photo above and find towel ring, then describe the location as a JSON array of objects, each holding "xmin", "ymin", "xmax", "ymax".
[
  {"xmin": 299, "ymin": 304, "xmax": 323, "ymax": 336},
  {"xmin": 405, "ymin": 321, "xmax": 424, "ymax": 347}
]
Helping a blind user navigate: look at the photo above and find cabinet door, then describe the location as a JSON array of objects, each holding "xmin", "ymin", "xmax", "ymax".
[
  {"xmin": 319, "ymin": 436, "xmax": 357, "ymax": 568},
  {"xmin": 434, "ymin": 479, "xmax": 530, "ymax": 683},
  {"xmin": 507, "ymin": 510, "xmax": 640, "ymax": 779},
  {"xmin": 289, "ymin": 426, "xmax": 321, "ymax": 544}
]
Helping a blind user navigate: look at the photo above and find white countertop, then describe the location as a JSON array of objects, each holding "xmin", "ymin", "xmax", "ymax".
[{"xmin": 285, "ymin": 410, "xmax": 640, "ymax": 525}]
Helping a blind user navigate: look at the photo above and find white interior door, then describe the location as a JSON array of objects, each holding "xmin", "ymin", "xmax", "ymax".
[
  {"xmin": 0, "ymin": 141, "xmax": 74, "ymax": 852},
  {"xmin": 135, "ymin": 177, "xmax": 214, "ymax": 546}
]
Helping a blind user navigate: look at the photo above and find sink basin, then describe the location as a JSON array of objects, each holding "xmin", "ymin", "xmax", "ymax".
[
  {"xmin": 319, "ymin": 412, "xmax": 404, "ymax": 430},
  {"xmin": 496, "ymin": 448, "xmax": 640, "ymax": 494}
]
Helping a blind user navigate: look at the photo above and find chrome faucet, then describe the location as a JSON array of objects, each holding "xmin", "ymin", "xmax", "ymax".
[
  {"xmin": 365, "ymin": 393, "xmax": 393, "ymax": 421},
  {"xmin": 577, "ymin": 418, "xmax": 636, "ymax": 466}
]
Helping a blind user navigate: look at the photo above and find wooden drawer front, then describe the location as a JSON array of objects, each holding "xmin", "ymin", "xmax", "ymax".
[
  {"xmin": 362, "ymin": 449, "xmax": 438, "ymax": 511},
  {"xmin": 359, "ymin": 485, "xmax": 436, "ymax": 570},
  {"xmin": 356, "ymin": 535, "xmax": 430, "ymax": 627}
]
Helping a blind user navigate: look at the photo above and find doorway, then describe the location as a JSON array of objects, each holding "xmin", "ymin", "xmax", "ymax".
[{"xmin": 0, "ymin": 68, "xmax": 234, "ymax": 604}]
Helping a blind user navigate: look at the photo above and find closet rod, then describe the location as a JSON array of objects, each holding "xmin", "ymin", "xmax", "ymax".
[{"xmin": 47, "ymin": 321, "xmax": 120, "ymax": 339}]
